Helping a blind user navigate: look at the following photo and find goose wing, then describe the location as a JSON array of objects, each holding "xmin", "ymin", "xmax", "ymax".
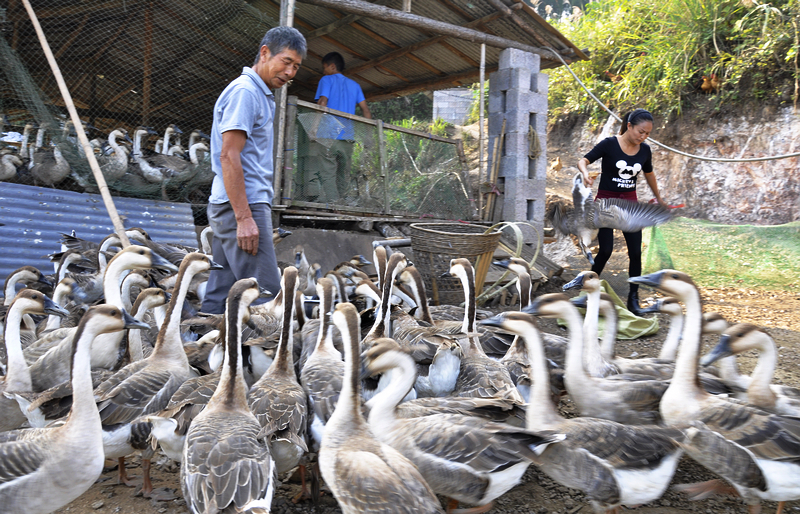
[
  {"xmin": 589, "ymin": 198, "xmax": 673, "ymax": 232},
  {"xmin": 182, "ymin": 415, "xmax": 274, "ymax": 514},
  {"xmin": 300, "ymin": 358, "xmax": 343, "ymax": 424},
  {"xmin": 330, "ymin": 444, "xmax": 444, "ymax": 514},
  {"xmin": 161, "ymin": 372, "xmax": 220, "ymax": 433},
  {"xmin": 547, "ymin": 201, "xmax": 575, "ymax": 236},
  {"xmin": 394, "ymin": 396, "xmax": 520, "ymax": 421},
  {"xmin": 247, "ymin": 377, "xmax": 307, "ymax": 441},
  {"xmin": 97, "ymin": 368, "xmax": 184, "ymax": 425},
  {"xmin": 0, "ymin": 439, "xmax": 47, "ymax": 485}
]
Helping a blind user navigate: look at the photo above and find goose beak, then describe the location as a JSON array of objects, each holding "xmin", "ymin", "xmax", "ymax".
[
  {"xmin": 277, "ymin": 228, "xmax": 292, "ymax": 238},
  {"xmin": 259, "ymin": 287, "xmax": 273, "ymax": 298},
  {"xmin": 163, "ymin": 291, "xmax": 172, "ymax": 302},
  {"xmin": 173, "ymin": 126, "xmax": 184, "ymax": 134},
  {"xmin": 628, "ymin": 271, "xmax": 667, "ymax": 289},
  {"xmin": 149, "ymin": 252, "xmax": 179, "ymax": 273},
  {"xmin": 579, "ymin": 241, "xmax": 595, "ymax": 266},
  {"xmin": 479, "ymin": 313, "xmax": 506, "ymax": 329},
  {"xmin": 208, "ymin": 259, "xmax": 224, "ymax": 271},
  {"xmin": 562, "ymin": 274, "xmax": 586, "ymax": 291},
  {"xmin": 700, "ymin": 335, "xmax": 733, "ymax": 366},
  {"xmin": 637, "ymin": 300, "xmax": 663, "ymax": 314},
  {"xmin": 199, "ymin": 132, "xmax": 211, "ymax": 140},
  {"xmin": 38, "ymin": 275, "xmax": 54, "ymax": 287},
  {"xmin": 122, "ymin": 309, "xmax": 150, "ymax": 330},
  {"xmin": 294, "ymin": 252, "xmax": 302, "ymax": 267},
  {"xmin": 357, "ymin": 255, "xmax": 372, "ymax": 266},
  {"xmin": 493, "ymin": 259, "xmax": 511, "ymax": 269},
  {"xmin": 440, "ymin": 271, "xmax": 452, "ymax": 278},
  {"xmin": 69, "ymin": 283, "xmax": 90, "ymax": 305},
  {"xmin": 42, "ymin": 296, "xmax": 70, "ymax": 318},
  {"xmin": 147, "ymin": 127, "xmax": 159, "ymax": 135},
  {"xmin": 358, "ymin": 360, "xmax": 373, "ymax": 381}
]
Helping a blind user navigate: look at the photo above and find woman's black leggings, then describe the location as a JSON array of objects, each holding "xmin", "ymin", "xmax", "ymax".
[{"xmin": 590, "ymin": 228, "xmax": 642, "ymax": 278}]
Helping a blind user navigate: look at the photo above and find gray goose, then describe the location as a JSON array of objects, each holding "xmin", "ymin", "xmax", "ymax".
[
  {"xmin": 0, "ymin": 289, "xmax": 68, "ymax": 432},
  {"xmin": 247, "ymin": 266, "xmax": 308, "ymax": 476},
  {"xmin": 549, "ymin": 173, "xmax": 673, "ymax": 264},
  {"xmin": 361, "ymin": 338, "xmax": 562, "ymax": 512},
  {"xmin": 93, "ymin": 252, "xmax": 217, "ymax": 495},
  {"xmin": 319, "ymin": 302, "xmax": 445, "ymax": 514},
  {"xmin": 0, "ymin": 305, "xmax": 147, "ymax": 514},
  {"xmin": 630, "ymin": 270, "xmax": 800, "ymax": 513},
  {"xmin": 0, "ymin": 265, "xmax": 53, "ymax": 344},
  {"xmin": 181, "ymin": 278, "xmax": 276, "ymax": 514},
  {"xmin": 481, "ymin": 307, "xmax": 688, "ymax": 514}
]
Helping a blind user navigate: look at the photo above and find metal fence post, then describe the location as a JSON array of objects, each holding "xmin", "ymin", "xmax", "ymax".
[{"xmin": 377, "ymin": 119, "xmax": 389, "ymax": 214}]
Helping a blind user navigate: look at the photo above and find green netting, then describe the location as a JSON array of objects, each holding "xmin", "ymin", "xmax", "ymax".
[
  {"xmin": 643, "ymin": 218, "xmax": 800, "ymax": 290},
  {"xmin": 292, "ymin": 104, "xmax": 473, "ymax": 220}
]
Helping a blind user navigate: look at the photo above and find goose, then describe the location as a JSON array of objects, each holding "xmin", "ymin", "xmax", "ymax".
[
  {"xmin": 492, "ymin": 257, "xmax": 534, "ymax": 308},
  {"xmin": 154, "ymin": 138, "xmax": 164, "ymax": 154},
  {"xmin": 93, "ymin": 252, "xmax": 217, "ymax": 495},
  {"xmin": 0, "ymin": 152, "xmax": 22, "ymax": 181},
  {"xmin": 445, "ymin": 259, "xmax": 524, "ymax": 404},
  {"xmin": 0, "ymin": 266, "xmax": 54, "ymax": 343},
  {"xmin": 549, "ymin": 173, "xmax": 673, "ymax": 264},
  {"xmin": 247, "ymin": 266, "xmax": 308, "ymax": 476},
  {"xmin": 524, "ymin": 291, "xmax": 666, "ymax": 425},
  {"xmin": 0, "ymin": 289, "xmax": 68, "ymax": 432},
  {"xmin": 29, "ymin": 126, "xmax": 71, "ymax": 187},
  {"xmin": 361, "ymin": 338, "xmax": 563, "ymax": 512},
  {"xmin": 126, "ymin": 287, "xmax": 170, "ymax": 362},
  {"xmin": 630, "ymin": 270, "xmax": 800, "ymax": 513},
  {"xmin": 131, "ymin": 126, "xmax": 170, "ymax": 183},
  {"xmin": 161, "ymin": 124, "xmax": 182, "ymax": 155},
  {"xmin": 0, "ymin": 305, "xmax": 148, "ymax": 514},
  {"xmin": 38, "ymin": 277, "xmax": 86, "ymax": 335},
  {"xmin": 181, "ymin": 278, "xmax": 276, "ymax": 514},
  {"xmin": 481, "ymin": 307, "xmax": 689, "ymax": 514},
  {"xmin": 24, "ymin": 246, "xmax": 178, "ymax": 390},
  {"xmin": 701, "ymin": 323, "xmax": 800, "ymax": 417},
  {"xmin": 199, "ymin": 226, "xmax": 214, "ymax": 255},
  {"xmin": 319, "ymin": 302, "xmax": 446, "ymax": 514},
  {"xmin": 701, "ymin": 312, "xmax": 751, "ymax": 391},
  {"xmin": 98, "ymin": 128, "xmax": 131, "ymax": 182}
]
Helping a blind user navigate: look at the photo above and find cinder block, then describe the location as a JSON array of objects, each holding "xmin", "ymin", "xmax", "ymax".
[
  {"xmin": 505, "ymin": 91, "xmax": 548, "ymax": 114},
  {"xmin": 528, "ymin": 155, "xmax": 548, "ymax": 181},
  {"xmin": 501, "ymin": 132, "xmax": 530, "ymax": 159},
  {"xmin": 488, "ymin": 91, "xmax": 505, "ymax": 113},
  {"xmin": 488, "ymin": 113, "xmax": 507, "ymax": 136},
  {"xmin": 499, "ymin": 154, "xmax": 530, "ymax": 179},
  {"xmin": 533, "ymin": 73, "xmax": 549, "ymax": 95},
  {"xmin": 529, "ymin": 114, "xmax": 548, "ymax": 134},
  {"xmin": 499, "ymin": 48, "xmax": 540, "ymax": 73}
]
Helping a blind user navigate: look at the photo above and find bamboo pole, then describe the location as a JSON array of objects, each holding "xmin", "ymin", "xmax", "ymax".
[
  {"xmin": 274, "ymin": 0, "xmax": 296, "ymax": 208},
  {"xmin": 300, "ymin": 0, "xmax": 560, "ymax": 59},
  {"xmin": 142, "ymin": 1, "xmax": 152, "ymax": 126},
  {"xmin": 21, "ymin": 0, "xmax": 130, "ymax": 247},
  {"xmin": 478, "ymin": 43, "xmax": 485, "ymax": 222}
]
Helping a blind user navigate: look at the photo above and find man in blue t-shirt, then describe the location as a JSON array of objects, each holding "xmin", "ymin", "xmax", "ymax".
[{"xmin": 301, "ymin": 52, "xmax": 371, "ymax": 203}]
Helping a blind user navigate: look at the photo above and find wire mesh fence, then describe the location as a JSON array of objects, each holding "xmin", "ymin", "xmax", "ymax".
[
  {"xmin": 289, "ymin": 99, "xmax": 474, "ymax": 220},
  {"xmin": 0, "ymin": 0, "xmax": 276, "ymax": 224},
  {"xmin": 0, "ymin": 2, "xmax": 474, "ymax": 224}
]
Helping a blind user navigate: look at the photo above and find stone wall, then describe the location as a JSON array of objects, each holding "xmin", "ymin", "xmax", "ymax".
[{"xmin": 432, "ymin": 88, "xmax": 474, "ymax": 126}]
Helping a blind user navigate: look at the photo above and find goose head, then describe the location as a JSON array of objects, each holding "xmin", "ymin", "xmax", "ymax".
[
  {"xmin": 79, "ymin": 304, "xmax": 150, "ymax": 337},
  {"xmin": 493, "ymin": 257, "xmax": 530, "ymax": 275},
  {"xmin": 442, "ymin": 258, "xmax": 472, "ymax": 282},
  {"xmin": 9, "ymin": 288, "xmax": 70, "ymax": 319},
  {"xmin": 700, "ymin": 323, "xmax": 765, "ymax": 366},
  {"xmin": 106, "ymin": 245, "xmax": 179, "ymax": 275},
  {"xmin": 522, "ymin": 293, "xmax": 574, "ymax": 319},
  {"xmin": 294, "ymin": 245, "xmax": 307, "ymax": 268},
  {"xmin": 348, "ymin": 254, "xmax": 372, "ymax": 268},
  {"xmin": 562, "ymin": 270, "xmax": 601, "ymax": 293},
  {"xmin": 628, "ymin": 269, "xmax": 698, "ymax": 301},
  {"xmin": 637, "ymin": 296, "xmax": 682, "ymax": 315},
  {"xmin": 359, "ymin": 337, "xmax": 406, "ymax": 380},
  {"xmin": 55, "ymin": 277, "xmax": 90, "ymax": 305},
  {"xmin": 273, "ymin": 227, "xmax": 292, "ymax": 246},
  {"xmin": 702, "ymin": 312, "xmax": 729, "ymax": 335}
]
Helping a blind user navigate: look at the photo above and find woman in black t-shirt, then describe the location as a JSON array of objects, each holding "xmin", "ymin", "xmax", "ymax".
[{"xmin": 576, "ymin": 109, "xmax": 667, "ymax": 315}]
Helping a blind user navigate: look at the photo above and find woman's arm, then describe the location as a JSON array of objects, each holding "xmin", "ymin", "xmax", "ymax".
[
  {"xmin": 577, "ymin": 157, "xmax": 593, "ymax": 186},
  {"xmin": 644, "ymin": 171, "xmax": 667, "ymax": 206}
]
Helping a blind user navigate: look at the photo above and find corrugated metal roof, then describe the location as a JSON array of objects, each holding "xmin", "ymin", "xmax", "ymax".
[{"xmin": 0, "ymin": 182, "xmax": 198, "ymax": 285}]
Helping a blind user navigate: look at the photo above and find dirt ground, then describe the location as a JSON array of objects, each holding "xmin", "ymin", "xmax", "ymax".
[{"xmin": 53, "ymin": 141, "xmax": 800, "ymax": 514}]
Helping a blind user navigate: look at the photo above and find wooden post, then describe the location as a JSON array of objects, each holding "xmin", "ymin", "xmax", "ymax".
[
  {"xmin": 142, "ymin": 0, "xmax": 152, "ymax": 126},
  {"xmin": 456, "ymin": 139, "xmax": 475, "ymax": 218},
  {"xmin": 377, "ymin": 119, "xmax": 389, "ymax": 213},
  {"xmin": 274, "ymin": 0, "xmax": 296, "ymax": 208},
  {"xmin": 283, "ymin": 95, "xmax": 298, "ymax": 206},
  {"xmin": 478, "ymin": 43, "xmax": 485, "ymax": 222},
  {"xmin": 402, "ymin": 0, "xmax": 411, "ymax": 12},
  {"xmin": 485, "ymin": 118, "xmax": 505, "ymax": 221},
  {"xmin": 21, "ymin": 0, "xmax": 130, "ymax": 247}
]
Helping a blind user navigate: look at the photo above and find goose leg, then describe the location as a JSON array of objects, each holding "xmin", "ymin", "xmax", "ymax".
[
  {"xmin": 140, "ymin": 458, "xmax": 176, "ymax": 501},
  {"xmin": 291, "ymin": 464, "xmax": 310, "ymax": 503},
  {"xmin": 673, "ymin": 479, "xmax": 738, "ymax": 500},
  {"xmin": 449, "ymin": 501, "xmax": 494, "ymax": 514},
  {"xmin": 116, "ymin": 457, "xmax": 140, "ymax": 487},
  {"xmin": 775, "ymin": 501, "xmax": 786, "ymax": 514}
]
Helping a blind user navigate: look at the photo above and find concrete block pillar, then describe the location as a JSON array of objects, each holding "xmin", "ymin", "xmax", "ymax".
[{"xmin": 487, "ymin": 48, "xmax": 549, "ymax": 240}]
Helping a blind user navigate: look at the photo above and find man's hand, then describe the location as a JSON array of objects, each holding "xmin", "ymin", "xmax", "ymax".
[{"xmin": 237, "ymin": 216, "xmax": 259, "ymax": 255}]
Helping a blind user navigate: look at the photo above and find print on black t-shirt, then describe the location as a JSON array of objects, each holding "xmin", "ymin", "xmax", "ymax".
[{"xmin": 584, "ymin": 136, "xmax": 653, "ymax": 192}]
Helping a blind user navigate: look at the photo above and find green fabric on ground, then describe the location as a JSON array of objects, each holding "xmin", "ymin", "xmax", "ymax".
[{"xmin": 558, "ymin": 279, "xmax": 659, "ymax": 339}]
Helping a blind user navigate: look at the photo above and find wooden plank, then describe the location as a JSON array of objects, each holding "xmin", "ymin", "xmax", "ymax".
[{"xmin": 54, "ymin": 14, "xmax": 90, "ymax": 59}]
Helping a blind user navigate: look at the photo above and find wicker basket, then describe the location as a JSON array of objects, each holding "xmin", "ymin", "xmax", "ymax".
[{"xmin": 409, "ymin": 223, "xmax": 502, "ymax": 305}]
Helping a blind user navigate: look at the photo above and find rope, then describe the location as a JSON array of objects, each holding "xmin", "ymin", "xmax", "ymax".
[{"xmin": 544, "ymin": 45, "xmax": 800, "ymax": 163}]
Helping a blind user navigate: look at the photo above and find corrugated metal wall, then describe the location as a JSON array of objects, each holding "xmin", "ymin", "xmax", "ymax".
[{"xmin": 0, "ymin": 182, "xmax": 198, "ymax": 287}]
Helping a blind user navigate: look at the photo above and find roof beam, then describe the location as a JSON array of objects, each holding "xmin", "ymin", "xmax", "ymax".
[
  {"xmin": 298, "ymin": 0, "xmax": 563, "ymax": 60},
  {"xmin": 365, "ymin": 64, "xmax": 499, "ymax": 102}
]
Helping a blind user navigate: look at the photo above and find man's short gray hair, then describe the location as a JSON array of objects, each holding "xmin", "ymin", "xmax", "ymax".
[{"xmin": 254, "ymin": 26, "xmax": 307, "ymax": 65}]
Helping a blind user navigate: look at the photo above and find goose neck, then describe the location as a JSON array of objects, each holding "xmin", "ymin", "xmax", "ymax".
[
  {"xmin": 210, "ymin": 302, "xmax": 249, "ymax": 410},
  {"xmin": 521, "ymin": 323, "xmax": 562, "ymax": 429},
  {"xmin": 270, "ymin": 301, "xmax": 295, "ymax": 373},
  {"xmin": 152, "ymin": 262, "xmax": 194, "ymax": 364},
  {"xmin": 366, "ymin": 353, "xmax": 415, "ymax": 422},
  {"xmin": 671, "ymin": 288, "xmax": 704, "ymax": 393},
  {"xmin": 102, "ymin": 260, "xmax": 126, "ymax": 309},
  {"xmin": 458, "ymin": 270, "xmax": 476, "ymax": 334},
  {"xmin": 658, "ymin": 311, "xmax": 684, "ymax": 360},
  {"xmin": 3, "ymin": 304, "xmax": 32, "ymax": 389},
  {"xmin": 66, "ymin": 319, "xmax": 105, "ymax": 427},
  {"xmin": 331, "ymin": 314, "xmax": 364, "ymax": 427},
  {"xmin": 581, "ymin": 288, "xmax": 605, "ymax": 372},
  {"xmin": 44, "ymin": 283, "xmax": 70, "ymax": 331},
  {"xmin": 598, "ymin": 300, "xmax": 618, "ymax": 361},
  {"xmin": 748, "ymin": 335, "xmax": 777, "ymax": 403}
]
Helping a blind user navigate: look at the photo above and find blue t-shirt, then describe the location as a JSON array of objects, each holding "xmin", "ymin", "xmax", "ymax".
[
  {"xmin": 584, "ymin": 136, "xmax": 653, "ymax": 193},
  {"xmin": 315, "ymin": 73, "xmax": 365, "ymax": 140},
  {"xmin": 208, "ymin": 67, "xmax": 275, "ymax": 205}
]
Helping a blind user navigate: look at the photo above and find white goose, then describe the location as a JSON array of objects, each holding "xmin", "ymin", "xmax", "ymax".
[
  {"xmin": 0, "ymin": 305, "xmax": 148, "ymax": 514},
  {"xmin": 0, "ymin": 152, "xmax": 22, "ymax": 181},
  {"xmin": 630, "ymin": 270, "xmax": 800, "ymax": 514},
  {"xmin": 319, "ymin": 302, "xmax": 445, "ymax": 514},
  {"xmin": 98, "ymin": 128, "xmax": 131, "ymax": 181},
  {"xmin": 0, "ymin": 289, "xmax": 68, "ymax": 432},
  {"xmin": 481, "ymin": 306, "xmax": 688, "ymax": 514},
  {"xmin": 181, "ymin": 278, "xmax": 276, "ymax": 514}
]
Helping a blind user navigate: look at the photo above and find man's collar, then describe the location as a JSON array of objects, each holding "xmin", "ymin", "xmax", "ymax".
[{"xmin": 242, "ymin": 67, "xmax": 274, "ymax": 97}]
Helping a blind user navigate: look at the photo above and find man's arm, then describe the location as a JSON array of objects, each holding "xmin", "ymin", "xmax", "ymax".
[
  {"xmin": 358, "ymin": 100, "xmax": 371, "ymax": 119},
  {"xmin": 317, "ymin": 96, "xmax": 328, "ymax": 108},
  {"xmin": 220, "ymin": 129, "xmax": 259, "ymax": 256}
]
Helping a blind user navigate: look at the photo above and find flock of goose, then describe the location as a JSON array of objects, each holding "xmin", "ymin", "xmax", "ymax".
[
  {"xmin": 0, "ymin": 226, "xmax": 798, "ymax": 514},
  {"xmin": 1, "ymin": 121, "xmax": 211, "ymax": 192}
]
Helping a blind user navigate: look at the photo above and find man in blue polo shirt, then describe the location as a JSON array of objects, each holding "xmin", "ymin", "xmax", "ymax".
[
  {"xmin": 201, "ymin": 26, "xmax": 306, "ymax": 314},
  {"xmin": 307, "ymin": 52, "xmax": 371, "ymax": 202}
]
